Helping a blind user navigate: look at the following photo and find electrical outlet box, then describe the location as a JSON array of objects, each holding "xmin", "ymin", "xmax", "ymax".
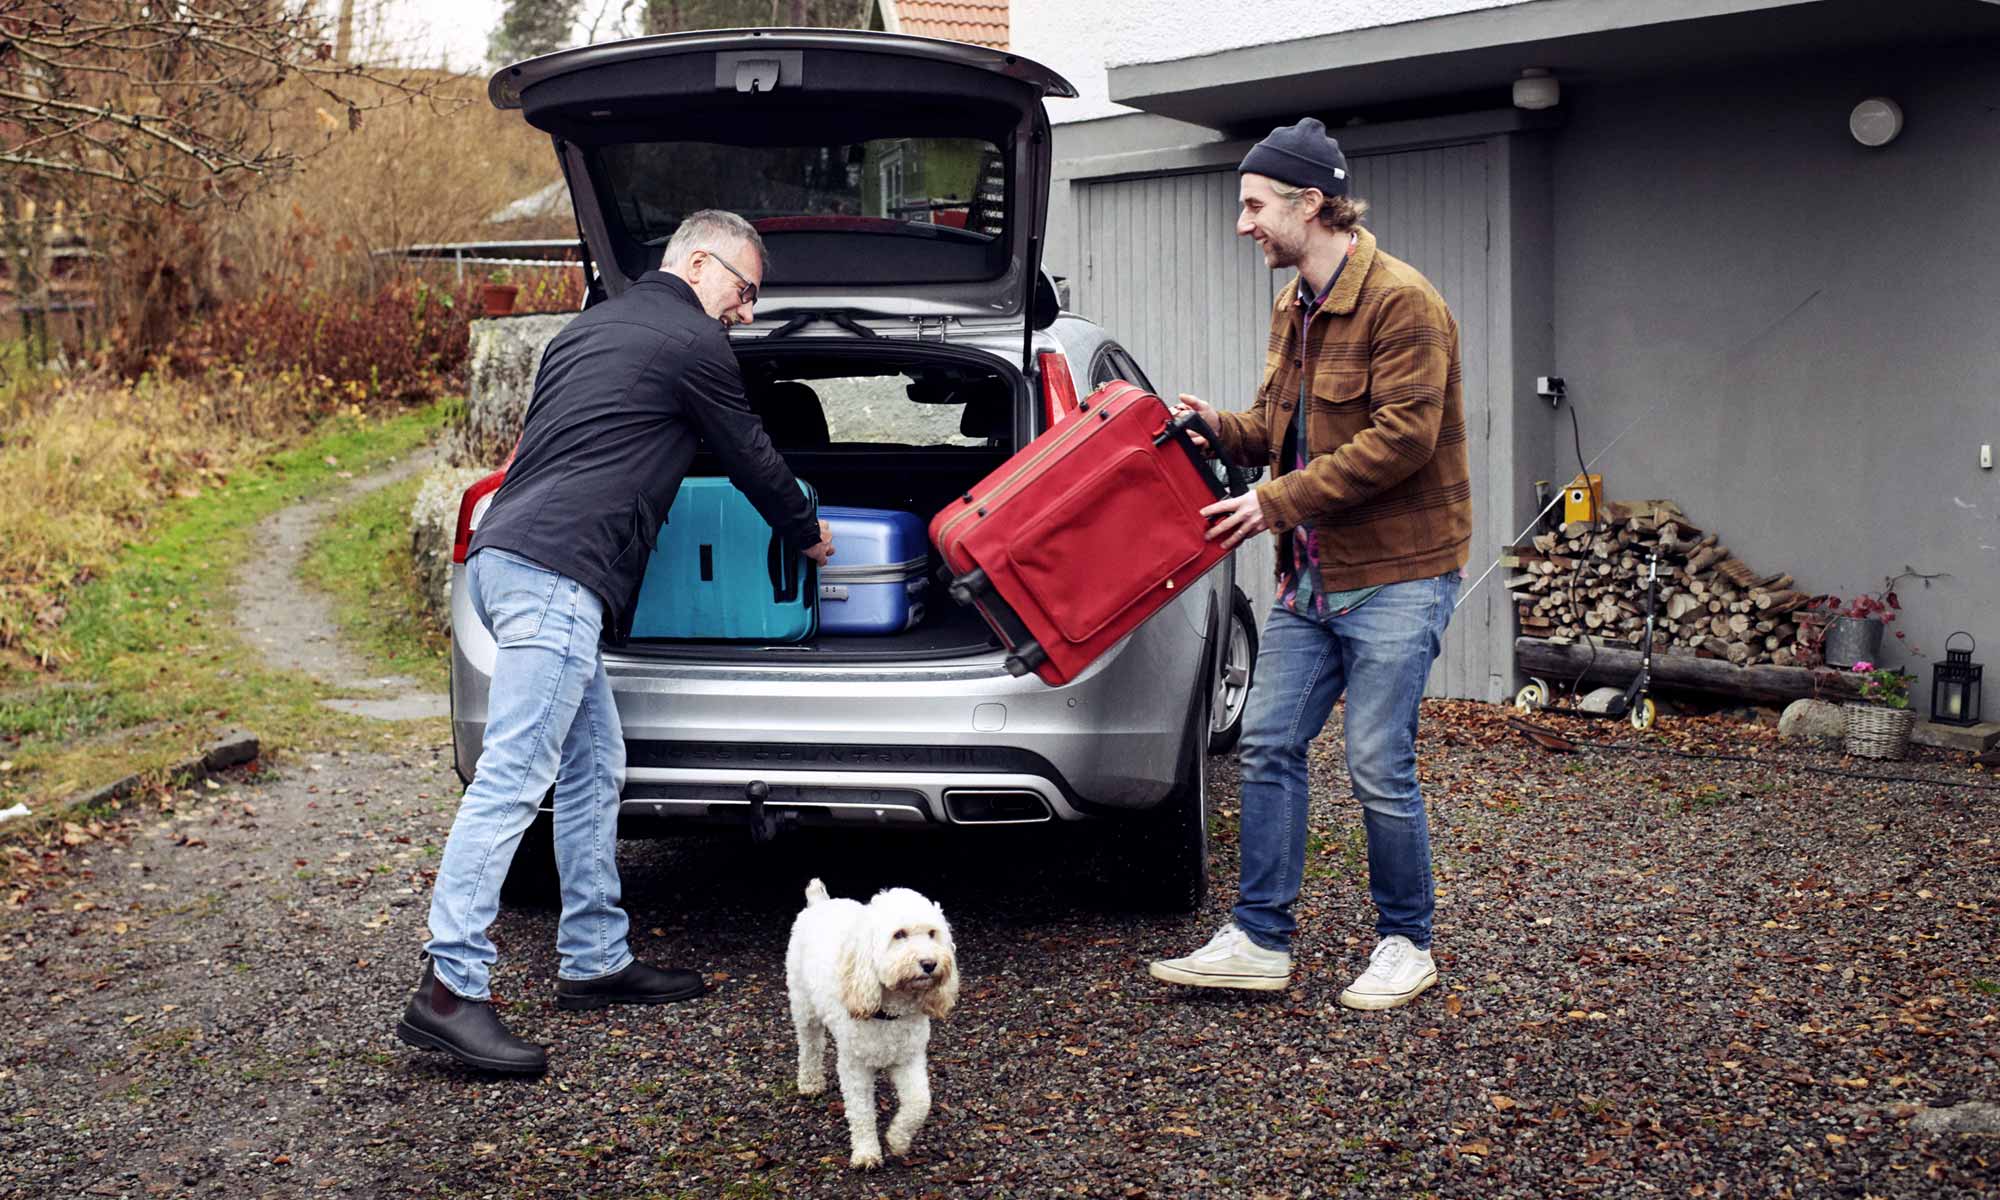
[
  {"xmin": 1535, "ymin": 376, "xmax": 1566, "ymax": 407},
  {"xmin": 1983, "ymin": 444, "xmax": 1994, "ymax": 470}
]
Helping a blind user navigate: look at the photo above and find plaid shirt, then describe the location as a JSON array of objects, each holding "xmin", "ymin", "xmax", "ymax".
[{"xmin": 1276, "ymin": 237, "xmax": 1380, "ymax": 618}]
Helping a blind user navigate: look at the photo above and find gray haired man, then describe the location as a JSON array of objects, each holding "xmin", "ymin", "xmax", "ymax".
[{"xmin": 397, "ymin": 211, "xmax": 835, "ymax": 1074}]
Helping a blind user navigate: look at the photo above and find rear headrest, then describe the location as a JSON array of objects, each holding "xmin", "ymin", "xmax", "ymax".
[
  {"xmin": 957, "ymin": 377, "xmax": 1013, "ymax": 441},
  {"xmin": 748, "ymin": 380, "xmax": 830, "ymax": 449}
]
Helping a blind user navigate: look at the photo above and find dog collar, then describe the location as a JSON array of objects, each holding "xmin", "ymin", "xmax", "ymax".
[{"xmin": 870, "ymin": 1010, "xmax": 898, "ymax": 1021}]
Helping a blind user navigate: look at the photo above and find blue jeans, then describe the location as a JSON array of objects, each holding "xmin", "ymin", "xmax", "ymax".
[
  {"xmin": 1230, "ymin": 572, "xmax": 1459, "ymax": 952},
  {"xmin": 425, "ymin": 548, "xmax": 632, "ymax": 1000}
]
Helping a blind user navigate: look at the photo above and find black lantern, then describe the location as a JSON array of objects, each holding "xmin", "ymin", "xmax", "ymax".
[{"xmin": 1931, "ymin": 631, "xmax": 1983, "ymax": 727}]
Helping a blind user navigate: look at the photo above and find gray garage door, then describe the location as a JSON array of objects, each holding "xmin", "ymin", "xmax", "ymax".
[{"xmin": 1072, "ymin": 142, "xmax": 1498, "ymax": 700}]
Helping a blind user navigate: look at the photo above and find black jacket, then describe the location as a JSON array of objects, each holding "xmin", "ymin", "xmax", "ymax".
[{"xmin": 468, "ymin": 272, "xmax": 819, "ymax": 644}]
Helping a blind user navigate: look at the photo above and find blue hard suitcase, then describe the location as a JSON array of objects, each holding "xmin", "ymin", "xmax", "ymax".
[
  {"xmin": 628, "ymin": 478, "xmax": 817, "ymax": 641},
  {"xmin": 817, "ymin": 507, "xmax": 930, "ymax": 634}
]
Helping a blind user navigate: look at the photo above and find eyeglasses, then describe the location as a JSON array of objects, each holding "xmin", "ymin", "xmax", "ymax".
[{"xmin": 705, "ymin": 250, "xmax": 759, "ymax": 306}]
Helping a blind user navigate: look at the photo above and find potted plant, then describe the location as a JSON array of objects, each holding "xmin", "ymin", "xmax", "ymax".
[
  {"xmin": 1806, "ymin": 567, "xmax": 1945, "ymax": 668},
  {"xmin": 479, "ymin": 268, "xmax": 519, "ymax": 317},
  {"xmin": 1843, "ymin": 660, "xmax": 1916, "ymax": 760}
]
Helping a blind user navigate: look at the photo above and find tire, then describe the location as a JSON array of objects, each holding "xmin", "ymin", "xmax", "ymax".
[
  {"xmin": 499, "ymin": 808, "xmax": 559, "ymax": 909},
  {"xmin": 1628, "ymin": 696, "xmax": 1658, "ymax": 732},
  {"xmin": 1207, "ymin": 586, "xmax": 1258, "ymax": 755}
]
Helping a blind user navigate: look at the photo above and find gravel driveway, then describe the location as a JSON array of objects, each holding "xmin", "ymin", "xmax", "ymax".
[{"xmin": 4, "ymin": 700, "xmax": 1997, "ymax": 1199}]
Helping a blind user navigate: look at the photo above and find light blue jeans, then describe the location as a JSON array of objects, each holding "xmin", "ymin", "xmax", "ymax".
[
  {"xmin": 1230, "ymin": 572, "xmax": 1458, "ymax": 952},
  {"xmin": 425, "ymin": 548, "xmax": 632, "ymax": 1000}
]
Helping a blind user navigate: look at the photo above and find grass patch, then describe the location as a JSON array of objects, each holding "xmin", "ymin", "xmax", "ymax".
[
  {"xmin": 300, "ymin": 470, "xmax": 450, "ymax": 688},
  {"xmin": 0, "ymin": 402, "xmax": 448, "ymax": 861}
]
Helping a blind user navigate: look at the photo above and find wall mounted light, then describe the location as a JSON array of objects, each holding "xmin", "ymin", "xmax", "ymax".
[
  {"xmin": 1849, "ymin": 97, "xmax": 1903, "ymax": 147},
  {"xmin": 1513, "ymin": 68, "xmax": 1560, "ymax": 111}
]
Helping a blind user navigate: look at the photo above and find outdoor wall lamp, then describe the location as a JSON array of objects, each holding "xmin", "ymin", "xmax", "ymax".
[
  {"xmin": 1931, "ymin": 632, "xmax": 1983, "ymax": 727},
  {"xmin": 1513, "ymin": 68, "xmax": 1559, "ymax": 111},
  {"xmin": 1849, "ymin": 98, "xmax": 1903, "ymax": 147}
]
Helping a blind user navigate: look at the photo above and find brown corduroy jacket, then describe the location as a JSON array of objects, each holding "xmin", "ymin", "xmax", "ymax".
[{"xmin": 1214, "ymin": 225, "xmax": 1472, "ymax": 591}]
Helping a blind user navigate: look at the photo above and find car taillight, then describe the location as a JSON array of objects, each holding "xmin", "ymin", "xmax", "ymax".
[
  {"xmin": 452, "ymin": 468, "xmax": 509, "ymax": 564},
  {"xmin": 1039, "ymin": 350, "xmax": 1079, "ymax": 428}
]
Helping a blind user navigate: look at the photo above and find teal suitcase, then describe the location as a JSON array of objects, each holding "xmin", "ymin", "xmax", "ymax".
[{"xmin": 629, "ymin": 478, "xmax": 817, "ymax": 641}]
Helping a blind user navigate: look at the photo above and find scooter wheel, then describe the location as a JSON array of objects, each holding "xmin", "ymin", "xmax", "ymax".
[
  {"xmin": 1629, "ymin": 697, "xmax": 1657, "ymax": 731},
  {"xmin": 1514, "ymin": 682, "xmax": 1545, "ymax": 713}
]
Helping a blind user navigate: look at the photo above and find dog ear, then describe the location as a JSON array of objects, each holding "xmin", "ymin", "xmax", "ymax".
[{"xmin": 836, "ymin": 925, "xmax": 883, "ymax": 1020}]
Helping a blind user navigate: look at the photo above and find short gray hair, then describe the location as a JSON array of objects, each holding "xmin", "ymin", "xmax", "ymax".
[{"xmin": 660, "ymin": 209, "xmax": 769, "ymax": 272}]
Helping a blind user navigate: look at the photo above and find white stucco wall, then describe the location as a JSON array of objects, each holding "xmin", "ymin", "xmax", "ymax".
[{"xmin": 1013, "ymin": 0, "xmax": 1539, "ymax": 123}]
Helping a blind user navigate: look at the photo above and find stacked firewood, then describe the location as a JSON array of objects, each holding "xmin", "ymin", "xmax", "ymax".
[{"xmin": 1503, "ymin": 500, "xmax": 1815, "ymax": 668}]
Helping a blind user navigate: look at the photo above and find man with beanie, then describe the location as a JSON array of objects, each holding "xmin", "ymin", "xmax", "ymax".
[
  {"xmin": 1149, "ymin": 119, "xmax": 1471, "ymax": 1010},
  {"xmin": 397, "ymin": 210, "xmax": 835, "ymax": 1074}
]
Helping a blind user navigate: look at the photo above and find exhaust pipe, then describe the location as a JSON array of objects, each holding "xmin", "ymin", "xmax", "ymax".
[{"xmin": 943, "ymin": 789, "xmax": 1052, "ymax": 824}]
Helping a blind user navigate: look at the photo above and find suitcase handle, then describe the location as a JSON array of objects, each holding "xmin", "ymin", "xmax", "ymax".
[
  {"xmin": 1158, "ymin": 410, "xmax": 1250, "ymax": 501},
  {"xmin": 767, "ymin": 530, "xmax": 807, "ymax": 604}
]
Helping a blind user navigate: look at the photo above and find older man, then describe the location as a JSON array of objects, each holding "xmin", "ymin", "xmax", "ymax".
[
  {"xmin": 1152, "ymin": 120, "xmax": 1471, "ymax": 1010},
  {"xmin": 398, "ymin": 210, "xmax": 834, "ymax": 1074}
]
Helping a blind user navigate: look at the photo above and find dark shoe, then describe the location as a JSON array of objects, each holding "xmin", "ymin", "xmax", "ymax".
[
  {"xmin": 395, "ymin": 955, "xmax": 547, "ymax": 1075},
  {"xmin": 555, "ymin": 960, "xmax": 706, "ymax": 1010}
]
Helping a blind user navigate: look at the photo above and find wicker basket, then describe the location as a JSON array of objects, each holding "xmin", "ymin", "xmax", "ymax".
[{"xmin": 1843, "ymin": 703, "xmax": 1915, "ymax": 760}]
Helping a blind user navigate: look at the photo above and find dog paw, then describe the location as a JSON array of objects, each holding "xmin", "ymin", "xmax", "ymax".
[
  {"xmin": 797, "ymin": 1076, "xmax": 825, "ymax": 1097},
  {"xmin": 849, "ymin": 1147, "xmax": 883, "ymax": 1170},
  {"xmin": 886, "ymin": 1131, "xmax": 915, "ymax": 1156}
]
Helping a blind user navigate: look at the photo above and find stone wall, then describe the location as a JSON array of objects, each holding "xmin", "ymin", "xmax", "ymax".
[{"xmin": 411, "ymin": 313, "xmax": 577, "ymax": 631}]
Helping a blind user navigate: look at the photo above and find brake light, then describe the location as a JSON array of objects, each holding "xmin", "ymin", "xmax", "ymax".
[
  {"xmin": 452, "ymin": 468, "xmax": 509, "ymax": 564},
  {"xmin": 1039, "ymin": 350, "xmax": 1078, "ymax": 428}
]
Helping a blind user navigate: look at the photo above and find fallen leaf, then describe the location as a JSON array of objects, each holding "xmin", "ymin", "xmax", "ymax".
[
  {"xmin": 1491, "ymin": 1094, "xmax": 1518, "ymax": 1111},
  {"xmin": 1158, "ymin": 1126, "xmax": 1201, "ymax": 1136}
]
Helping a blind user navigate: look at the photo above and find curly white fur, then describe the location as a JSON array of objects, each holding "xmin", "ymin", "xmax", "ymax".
[{"xmin": 785, "ymin": 878, "xmax": 958, "ymax": 1169}]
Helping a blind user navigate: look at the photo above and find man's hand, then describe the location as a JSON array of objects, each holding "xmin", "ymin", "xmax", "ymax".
[
  {"xmin": 1200, "ymin": 490, "xmax": 1267, "ymax": 549},
  {"xmin": 804, "ymin": 519, "xmax": 835, "ymax": 566},
  {"xmin": 1170, "ymin": 393, "xmax": 1221, "ymax": 452}
]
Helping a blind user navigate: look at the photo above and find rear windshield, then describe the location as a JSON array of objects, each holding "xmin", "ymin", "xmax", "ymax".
[{"xmin": 596, "ymin": 137, "xmax": 1007, "ymax": 286}]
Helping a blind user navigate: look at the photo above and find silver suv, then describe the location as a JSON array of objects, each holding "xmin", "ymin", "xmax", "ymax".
[{"xmin": 449, "ymin": 30, "xmax": 1258, "ymax": 911}]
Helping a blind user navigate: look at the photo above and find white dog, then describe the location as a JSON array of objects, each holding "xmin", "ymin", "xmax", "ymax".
[{"xmin": 786, "ymin": 878, "xmax": 958, "ymax": 1169}]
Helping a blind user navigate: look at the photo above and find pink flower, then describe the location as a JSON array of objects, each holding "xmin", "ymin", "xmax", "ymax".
[{"xmin": 1851, "ymin": 660, "xmax": 1874, "ymax": 672}]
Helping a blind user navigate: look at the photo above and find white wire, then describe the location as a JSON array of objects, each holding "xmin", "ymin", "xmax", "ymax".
[{"xmin": 1455, "ymin": 405, "xmax": 1654, "ymax": 611}]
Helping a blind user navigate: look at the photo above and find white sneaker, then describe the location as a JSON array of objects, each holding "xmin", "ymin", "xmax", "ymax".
[
  {"xmin": 1338, "ymin": 936, "xmax": 1437, "ymax": 1010},
  {"xmin": 1148, "ymin": 924, "xmax": 1292, "ymax": 991}
]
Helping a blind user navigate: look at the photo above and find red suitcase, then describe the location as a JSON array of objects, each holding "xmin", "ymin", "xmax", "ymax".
[{"xmin": 929, "ymin": 381, "xmax": 1247, "ymax": 685}]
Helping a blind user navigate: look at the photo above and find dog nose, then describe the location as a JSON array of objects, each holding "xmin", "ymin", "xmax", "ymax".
[{"xmin": 919, "ymin": 959, "xmax": 936, "ymax": 974}]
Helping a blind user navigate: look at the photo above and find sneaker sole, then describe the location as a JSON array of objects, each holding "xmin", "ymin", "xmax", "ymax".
[
  {"xmin": 1337, "ymin": 967, "xmax": 1438, "ymax": 1011},
  {"xmin": 394, "ymin": 1020, "xmax": 547, "ymax": 1075},
  {"xmin": 554, "ymin": 982, "xmax": 707, "ymax": 1011},
  {"xmin": 1148, "ymin": 960, "xmax": 1291, "ymax": 991}
]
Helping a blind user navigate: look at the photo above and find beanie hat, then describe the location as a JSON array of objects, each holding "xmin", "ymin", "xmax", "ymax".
[{"xmin": 1238, "ymin": 117, "xmax": 1349, "ymax": 197}]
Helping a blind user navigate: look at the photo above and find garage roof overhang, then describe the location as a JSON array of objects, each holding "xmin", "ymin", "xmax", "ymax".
[{"xmin": 1107, "ymin": 0, "xmax": 2000, "ymax": 132}]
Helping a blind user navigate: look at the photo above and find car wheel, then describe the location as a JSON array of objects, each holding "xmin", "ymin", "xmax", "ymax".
[
  {"xmin": 500, "ymin": 809, "xmax": 559, "ymax": 909},
  {"xmin": 1207, "ymin": 586, "xmax": 1257, "ymax": 755}
]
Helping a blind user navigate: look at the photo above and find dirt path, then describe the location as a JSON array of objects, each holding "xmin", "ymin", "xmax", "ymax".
[{"xmin": 231, "ymin": 450, "xmax": 447, "ymax": 722}]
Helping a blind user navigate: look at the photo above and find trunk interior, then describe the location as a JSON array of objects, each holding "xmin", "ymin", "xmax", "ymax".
[{"xmin": 617, "ymin": 342, "xmax": 1025, "ymax": 664}]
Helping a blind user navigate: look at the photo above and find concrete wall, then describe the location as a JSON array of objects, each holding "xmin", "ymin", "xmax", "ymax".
[
  {"xmin": 1013, "ymin": 0, "xmax": 1537, "ymax": 123},
  {"xmin": 1549, "ymin": 45, "xmax": 2000, "ymax": 684}
]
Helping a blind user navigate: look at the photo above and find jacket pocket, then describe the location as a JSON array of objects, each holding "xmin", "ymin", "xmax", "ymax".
[{"xmin": 1305, "ymin": 370, "xmax": 1369, "ymax": 457}]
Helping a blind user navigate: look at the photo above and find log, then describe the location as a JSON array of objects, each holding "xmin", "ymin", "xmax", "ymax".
[
  {"xmin": 1688, "ymin": 545, "xmax": 1729, "ymax": 575},
  {"xmin": 1515, "ymin": 638, "xmax": 1867, "ymax": 705}
]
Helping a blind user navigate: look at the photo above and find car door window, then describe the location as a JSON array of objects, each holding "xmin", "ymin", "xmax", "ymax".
[{"xmin": 1089, "ymin": 342, "xmax": 1156, "ymax": 394}]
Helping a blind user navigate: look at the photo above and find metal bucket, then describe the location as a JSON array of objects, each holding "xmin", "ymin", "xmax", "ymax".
[{"xmin": 1822, "ymin": 616, "xmax": 1884, "ymax": 668}]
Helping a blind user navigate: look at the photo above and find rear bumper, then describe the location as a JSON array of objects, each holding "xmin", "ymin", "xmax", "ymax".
[{"xmin": 449, "ymin": 569, "xmax": 1218, "ymax": 826}]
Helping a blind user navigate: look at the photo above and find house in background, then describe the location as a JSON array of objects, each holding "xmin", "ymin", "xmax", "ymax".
[{"xmin": 1011, "ymin": 0, "xmax": 2000, "ymax": 708}]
